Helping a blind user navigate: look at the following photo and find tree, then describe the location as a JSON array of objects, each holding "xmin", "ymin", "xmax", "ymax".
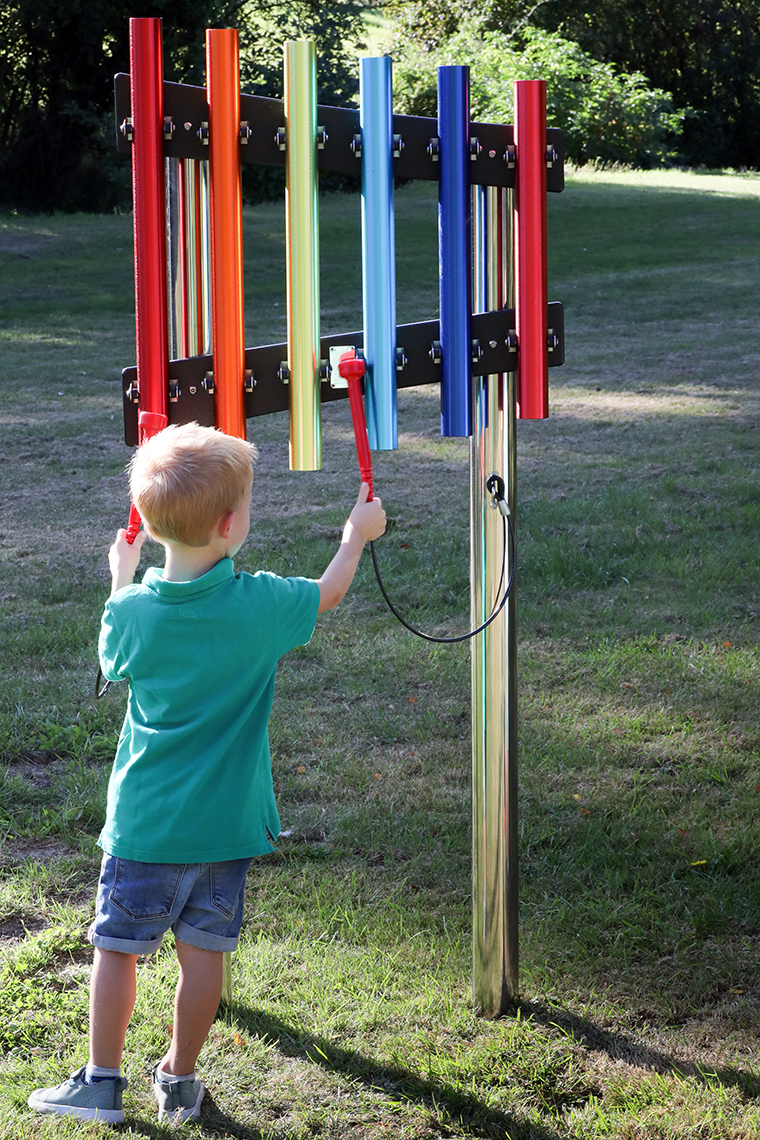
[
  {"xmin": 389, "ymin": 0, "xmax": 760, "ymax": 167},
  {"xmin": 518, "ymin": 0, "xmax": 760, "ymax": 167},
  {"xmin": 392, "ymin": 25, "xmax": 686, "ymax": 167},
  {"xmin": 0, "ymin": 0, "xmax": 365, "ymax": 211}
]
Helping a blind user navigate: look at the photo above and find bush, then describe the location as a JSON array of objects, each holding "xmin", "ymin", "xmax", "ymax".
[{"xmin": 392, "ymin": 26, "xmax": 689, "ymax": 168}]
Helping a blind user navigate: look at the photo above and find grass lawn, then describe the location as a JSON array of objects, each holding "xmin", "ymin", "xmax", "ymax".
[{"xmin": 0, "ymin": 166, "xmax": 759, "ymax": 1138}]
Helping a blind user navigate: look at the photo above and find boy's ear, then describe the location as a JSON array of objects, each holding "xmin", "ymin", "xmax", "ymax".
[{"xmin": 218, "ymin": 510, "xmax": 235, "ymax": 540}]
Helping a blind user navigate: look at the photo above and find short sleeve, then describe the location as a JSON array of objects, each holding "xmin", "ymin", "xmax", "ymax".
[
  {"xmin": 266, "ymin": 574, "xmax": 320, "ymax": 659},
  {"xmin": 98, "ymin": 598, "xmax": 130, "ymax": 684}
]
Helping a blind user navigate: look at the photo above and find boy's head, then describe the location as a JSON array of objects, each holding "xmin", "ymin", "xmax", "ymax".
[{"xmin": 129, "ymin": 422, "xmax": 257, "ymax": 548}]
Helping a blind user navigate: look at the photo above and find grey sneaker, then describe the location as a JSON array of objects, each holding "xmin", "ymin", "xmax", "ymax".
[
  {"xmin": 27, "ymin": 1066, "xmax": 127, "ymax": 1123},
  {"xmin": 152, "ymin": 1065, "xmax": 205, "ymax": 1123}
]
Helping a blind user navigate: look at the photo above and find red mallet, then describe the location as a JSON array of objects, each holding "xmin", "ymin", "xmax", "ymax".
[{"xmin": 338, "ymin": 351, "xmax": 374, "ymax": 501}]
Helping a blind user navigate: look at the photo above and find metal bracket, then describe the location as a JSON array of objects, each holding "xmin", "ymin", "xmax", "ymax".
[
  {"xmin": 120, "ymin": 304, "xmax": 564, "ymax": 446},
  {"xmin": 114, "ymin": 73, "xmax": 565, "ymax": 191}
]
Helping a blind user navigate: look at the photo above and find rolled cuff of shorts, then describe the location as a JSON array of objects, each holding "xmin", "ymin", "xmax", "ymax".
[
  {"xmin": 88, "ymin": 922, "xmax": 164, "ymax": 956},
  {"xmin": 173, "ymin": 917, "xmax": 241, "ymax": 952}
]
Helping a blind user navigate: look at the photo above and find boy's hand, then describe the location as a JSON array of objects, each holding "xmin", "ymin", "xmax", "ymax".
[
  {"xmin": 346, "ymin": 482, "xmax": 386, "ymax": 547},
  {"xmin": 109, "ymin": 528, "xmax": 146, "ymax": 595},
  {"xmin": 316, "ymin": 484, "xmax": 387, "ymax": 613}
]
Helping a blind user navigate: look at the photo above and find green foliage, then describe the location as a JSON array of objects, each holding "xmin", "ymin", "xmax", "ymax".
[
  {"xmin": 0, "ymin": 0, "xmax": 236, "ymax": 211},
  {"xmin": 238, "ymin": 0, "xmax": 364, "ymax": 106},
  {"xmin": 392, "ymin": 26, "xmax": 687, "ymax": 167},
  {"xmin": 483, "ymin": 0, "xmax": 760, "ymax": 168},
  {"xmin": 0, "ymin": 0, "xmax": 365, "ymax": 212}
]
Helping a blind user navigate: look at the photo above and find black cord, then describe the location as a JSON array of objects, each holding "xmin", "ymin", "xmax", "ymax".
[
  {"xmin": 95, "ymin": 667, "xmax": 111, "ymax": 700},
  {"xmin": 369, "ymin": 511, "xmax": 515, "ymax": 644}
]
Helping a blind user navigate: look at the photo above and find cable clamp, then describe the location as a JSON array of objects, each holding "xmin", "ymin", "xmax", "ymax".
[{"xmin": 486, "ymin": 473, "xmax": 510, "ymax": 517}]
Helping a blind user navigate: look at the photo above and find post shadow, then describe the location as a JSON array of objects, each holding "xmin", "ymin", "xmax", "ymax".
[{"xmin": 516, "ymin": 999, "xmax": 760, "ymax": 1102}]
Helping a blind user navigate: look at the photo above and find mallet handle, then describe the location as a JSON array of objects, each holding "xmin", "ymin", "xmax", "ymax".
[{"xmin": 338, "ymin": 352, "xmax": 373, "ymax": 500}]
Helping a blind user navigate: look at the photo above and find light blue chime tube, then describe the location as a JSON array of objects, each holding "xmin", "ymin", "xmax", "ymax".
[
  {"xmin": 360, "ymin": 56, "xmax": 397, "ymax": 451},
  {"xmin": 438, "ymin": 65, "xmax": 472, "ymax": 438}
]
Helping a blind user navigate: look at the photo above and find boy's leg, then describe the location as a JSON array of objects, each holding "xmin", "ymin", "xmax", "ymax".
[
  {"xmin": 27, "ymin": 948, "xmax": 134, "ymax": 1122},
  {"xmin": 159, "ymin": 940, "xmax": 224, "ymax": 1076},
  {"xmin": 90, "ymin": 947, "xmax": 139, "ymax": 1069}
]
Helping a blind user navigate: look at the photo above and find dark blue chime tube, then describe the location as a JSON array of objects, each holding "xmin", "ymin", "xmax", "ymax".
[
  {"xmin": 438, "ymin": 65, "xmax": 472, "ymax": 438},
  {"xmin": 360, "ymin": 56, "xmax": 398, "ymax": 450}
]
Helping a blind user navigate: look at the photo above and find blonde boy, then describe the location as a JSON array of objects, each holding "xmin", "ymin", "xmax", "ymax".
[{"xmin": 29, "ymin": 423, "xmax": 386, "ymax": 1124}]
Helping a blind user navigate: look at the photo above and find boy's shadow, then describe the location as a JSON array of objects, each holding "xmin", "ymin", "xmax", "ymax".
[
  {"xmin": 124, "ymin": 997, "xmax": 760, "ymax": 1138},
  {"xmin": 191, "ymin": 1003, "xmax": 565, "ymax": 1140}
]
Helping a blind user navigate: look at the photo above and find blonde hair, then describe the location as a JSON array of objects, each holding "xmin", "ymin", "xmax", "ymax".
[{"xmin": 129, "ymin": 423, "xmax": 257, "ymax": 547}]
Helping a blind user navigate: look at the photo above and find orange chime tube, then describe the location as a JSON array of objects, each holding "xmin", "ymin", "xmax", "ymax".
[
  {"xmin": 207, "ymin": 28, "xmax": 246, "ymax": 439},
  {"xmin": 126, "ymin": 16, "xmax": 170, "ymax": 543},
  {"xmin": 513, "ymin": 80, "xmax": 548, "ymax": 420}
]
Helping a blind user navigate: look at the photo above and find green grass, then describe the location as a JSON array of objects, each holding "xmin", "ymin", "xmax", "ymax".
[{"xmin": 1, "ymin": 169, "xmax": 760, "ymax": 1137}]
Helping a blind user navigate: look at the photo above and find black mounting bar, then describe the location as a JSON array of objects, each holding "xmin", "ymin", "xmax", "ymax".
[
  {"xmin": 121, "ymin": 304, "xmax": 564, "ymax": 446},
  {"xmin": 114, "ymin": 75, "xmax": 564, "ymax": 192}
]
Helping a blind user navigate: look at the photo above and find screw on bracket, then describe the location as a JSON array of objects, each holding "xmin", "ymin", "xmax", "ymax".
[
  {"xmin": 547, "ymin": 328, "xmax": 559, "ymax": 352},
  {"xmin": 278, "ymin": 362, "xmax": 290, "ymax": 383},
  {"xmin": 319, "ymin": 360, "xmax": 330, "ymax": 380},
  {"xmin": 240, "ymin": 121, "xmax": 250, "ymax": 145},
  {"xmin": 505, "ymin": 331, "xmax": 517, "ymax": 352},
  {"xmin": 163, "ymin": 116, "xmax": 175, "ymax": 141},
  {"xmin": 395, "ymin": 346, "xmax": 407, "ymax": 371},
  {"xmin": 275, "ymin": 126, "xmax": 286, "ymax": 151},
  {"xmin": 244, "ymin": 369, "xmax": 255, "ymax": 392},
  {"xmin": 469, "ymin": 136, "xmax": 481, "ymax": 161},
  {"xmin": 504, "ymin": 144, "xmax": 516, "ymax": 168},
  {"xmin": 472, "ymin": 339, "xmax": 483, "ymax": 363},
  {"xmin": 546, "ymin": 145, "xmax": 557, "ymax": 168},
  {"xmin": 202, "ymin": 371, "xmax": 214, "ymax": 393},
  {"xmin": 427, "ymin": 137, "xmax": 440, "ymax": 161},
  {"xmin": 429, "ymin": 340, "xmax": 442, "ymax": 364},
  {"xmin": 393, "ymin": 133, "xmax": 404, "ymax": 158},
  {"xmin": 316, "ymin": 126, "xmax": 328, "ymax": 149},
  {"xmin": 197, "ymin": 122, "xmax": 209, "ymax": 145},
  {"xmin": 169, "ymin": 380, "xmax": 180, "ymax": 402},
  {"xmin": 350, "ymin": 131, "xmax": 362, "ymax": 158},
  {"xmin": 127, "ymin": 382, "xmax": 139, "ymax": 403},
  {"xmin": 120, "ymin": 118, "xmax": 134, "ymax": 142}
]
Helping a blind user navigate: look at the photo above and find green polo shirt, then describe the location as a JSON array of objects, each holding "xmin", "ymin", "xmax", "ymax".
[{"xmin": 98, "ymin": 558, "xmax": 319, "ymax": 863}]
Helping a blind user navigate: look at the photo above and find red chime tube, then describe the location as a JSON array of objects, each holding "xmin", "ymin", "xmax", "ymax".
[
  {"xmin": 513, "ymin": 80, "xmax": 548, "ymax": 420},
  {"xmin": 207, "ymin": 28, "xmax": 246, "ymax": 440},
  {"xmin": 126, "ymin": 17, "xmax": 170, "ymax": 542}
]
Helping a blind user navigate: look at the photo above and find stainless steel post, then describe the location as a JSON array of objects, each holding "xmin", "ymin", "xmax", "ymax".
[{"xmin": 470, "ymin": 184, "xmax": 518, "ymax": 1015}]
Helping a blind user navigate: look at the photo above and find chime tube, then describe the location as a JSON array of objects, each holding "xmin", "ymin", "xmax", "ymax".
[
  {"xmin": 179, "ymin": 159, "xmax": 205, "ymax": 358},
  {"xmin": 207, "ymin": 28, "xmax": 246, "ymax": 439},
  {"xmin": 360, "ymin": 56, "xmax": 397, "ymax": 452},
  {"xmin": 438, "ymin": 65, "xmax": 472, "ymax": 438},
  {"xmin": 200, "ymin": 161, "xmax": 212, "ymax": 355},
  {"xmin": 513, "ymin": 80, "xmax": 548, "ymax": 420},
  {"xmin": 285, "ymin": 40, "xmax": 321, "ymax": 471},
  {"xmin": 129, "ymin": 16, "xmax": 169, "ymax": 438}
]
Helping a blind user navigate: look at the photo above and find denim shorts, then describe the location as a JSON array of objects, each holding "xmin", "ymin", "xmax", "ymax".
[{"xmin": 88, "ymin": 854, "xmax": 252, "ymax": 955}]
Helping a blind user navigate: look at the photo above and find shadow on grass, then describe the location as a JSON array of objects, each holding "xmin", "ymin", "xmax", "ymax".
[
  {"xmin": 518, "ymin": 999, "xmax": 760, "ymax": 1102},
  {"xmin": 215, "ymin": 1004, "xmax": 565, "ymax": 1140}
]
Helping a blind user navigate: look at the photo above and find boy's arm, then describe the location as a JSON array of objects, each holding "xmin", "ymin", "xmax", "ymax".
[
  {"xmin": 317, "ymin": 483, "xmax": 386, "ymax": 613},
  {"xmin": 108, "ymin": 528, "xmax": 147, "ymax": 595}
]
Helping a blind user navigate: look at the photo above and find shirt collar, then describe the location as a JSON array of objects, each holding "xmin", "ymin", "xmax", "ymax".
[{"xmin": 142, "ymin": 557, "xmax": 235, "ymax": 598}]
